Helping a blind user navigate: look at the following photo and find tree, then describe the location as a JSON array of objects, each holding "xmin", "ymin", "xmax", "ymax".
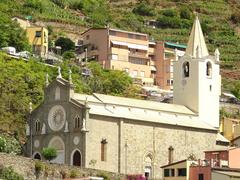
[
  {"xmin": 0, "ymin": 12, "xmax": 30, "ymax": 51},
  {"xmin": 42, "ymin": 147, "xmax": 57, "ymax": 161},
  {"xmin": 55, "ymin": 37, "xmax": 75, "ymax": 53}
]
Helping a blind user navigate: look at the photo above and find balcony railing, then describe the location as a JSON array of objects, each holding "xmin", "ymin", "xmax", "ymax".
[{"xmin": 129, "ymin": 52, "xmax": 149, "ymax": 59}]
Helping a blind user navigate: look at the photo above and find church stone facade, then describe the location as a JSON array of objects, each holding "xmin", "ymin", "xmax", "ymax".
[{"xmin": 26, "ymin": 17, "xmax": 221, "ymax": 179}]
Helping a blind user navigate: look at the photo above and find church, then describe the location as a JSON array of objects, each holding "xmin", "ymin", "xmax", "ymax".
[{"xmin": 26, "ymin": 16, "xmax": 224, "ymax": 179}]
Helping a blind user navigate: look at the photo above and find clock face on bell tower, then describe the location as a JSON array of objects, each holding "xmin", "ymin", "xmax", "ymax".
[{"xmin": 48, "ymin": 105, "xmax": 66, "ymax": 131}]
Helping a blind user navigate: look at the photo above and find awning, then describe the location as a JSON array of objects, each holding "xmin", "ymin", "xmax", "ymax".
[
  {"xmin": 111, "ymin": 40, "xmax": 148, "ymax": 51},
  {"xmin": 150, "ymin": 66, "xmax": 157, "ymax": 71}
]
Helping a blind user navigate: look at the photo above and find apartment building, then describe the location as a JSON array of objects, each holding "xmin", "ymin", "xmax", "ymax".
[
  {"xmin": 26, "ymin": 26, "xmax": 48, "ymax": 57},
  {"xmin": 80, "ymin": 28, "xmax": 186, "ymax": 90}
]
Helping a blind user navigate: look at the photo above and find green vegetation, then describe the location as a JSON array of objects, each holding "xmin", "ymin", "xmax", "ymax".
[
  {"xmin": 0, "ymin": 52, "xmax": 139, "ymax": 138},
  {"xmin": 34, "ymin": 161, "xmax": 45, "ymax": 175},
  {"xmin": 96, "ymin": 171, "xmax": 111, "ymax": 180},
  {"xmin": 69, "ymin": 169, "xmax": 79, "ymax": 178},
  {"xmin": 55, "ymin": 37, "xmax": 75, "ymax": 53},
  {"xmin": 0, "ymin": 166, "xmax": 24, "ymax": 180},
  {"xmin": 0, "ymin": 12, "xmax": 29, "ymax": 51},
  {"xmin": 0, "ymin": 134, "xmax": 21, "ymax": 154},
  {"xmin": 42, "ymin": 147, "xmax": 57, "ymax": 161}
]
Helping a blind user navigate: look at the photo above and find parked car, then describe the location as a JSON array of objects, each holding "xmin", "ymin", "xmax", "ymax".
[
  {"xmin": 1, "ymin": 47, "xmax": 16, "ymax": 55},
  {"xmin": 18, "ymin": 51, "xmax": 31, "ymax": 59}
]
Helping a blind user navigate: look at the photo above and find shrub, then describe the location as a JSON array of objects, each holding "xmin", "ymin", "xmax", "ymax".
[
  {"xmin": 63, "ymin": 51, "xmax": 75, "ymax": 60},
  {"xmin": 0, "ymin": 135, "xmax": 21, "ymax": 154},
  {"xmin": 162, "ymin": 9, "xmax": 178, "ymax": 17},
  {"xmin": 35, "ymin": 161, "xmax": 45, "ymax": 175},
  {"xmin": 180, "ymin": 7, "xmax": 192, "ymax": 20},
  {"xmin": 231, "ymin": 11, "xmax": 240, "ymax": 24},
  {"xmin": 132, "ymin": 3, "xmax": 155, "ymax": 16},
  {"xmin": 97, "ymin": 171, "xmax": 110, "ymax": 180},
  {"xmin": 0, "ymin": 166, "xmax": 24, "ymax": 180},
  {"xmin": 70, "ymin": 169, "xmax": 79, "ymax": 178},
  {"xmin": 42, "ymin": 147, "xmax": 57, "ymax": 161}
]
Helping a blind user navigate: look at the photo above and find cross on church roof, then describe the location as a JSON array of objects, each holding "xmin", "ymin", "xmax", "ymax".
[{"xmin": 185, "ymin": 15, "xmax": 209, "ymax": 58}]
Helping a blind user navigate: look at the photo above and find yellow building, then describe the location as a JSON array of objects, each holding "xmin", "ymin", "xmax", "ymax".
[
  {"xmin": 220, "ymin": 118, "xmax": 240, "ymax": 141},
  {"xmin": 26, "ymin": 26, "xmax": 48, "ymax": 57}
]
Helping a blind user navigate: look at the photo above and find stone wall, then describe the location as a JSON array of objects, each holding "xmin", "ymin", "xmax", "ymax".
[{"xmin": 0, "ymin": 153, "xmax": 124, "ymax": 180}]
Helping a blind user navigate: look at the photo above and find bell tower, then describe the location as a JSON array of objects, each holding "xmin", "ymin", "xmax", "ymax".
[{"xmin": 173, "ymin": 16, "xmax": 221, "ymax": 128}]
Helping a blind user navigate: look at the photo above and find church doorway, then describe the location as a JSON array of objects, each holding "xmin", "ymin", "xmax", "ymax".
[
  {"xmin": 33, "ymin": 152, "xmax": 41, "ymax": 160},
  {"xmin": 72, "ymin": 150, "xmax": 81, "ymax": 166},
  {"xmin": 72, "ymin": 150, "xmax": 82, "ymax": 166},
  {"xmin": 48, "ymin": 136, "xmax": 65, "ymax": 164},
  {"xmin": 144, "ymin": 153, "xmax": 153, "ymax": 179}
]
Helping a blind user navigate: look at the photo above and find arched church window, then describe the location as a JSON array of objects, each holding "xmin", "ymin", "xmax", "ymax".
[
  {"xmin": 55, "ymin": 86, "xmax": 60, "ymax": 100},
  {"xmin": 101, "ymin": 139, "xmax": 108, "ymax": 161},
  {"xmin": 74, "ymin": 115, "xmax": 80, "ymax": 129},
  {"xmin": 35, "ymin": 120, "xmax": 41, "ymax": 133},
  {"xmin": 168, "ymin": 146, "xmax": 174, "ymax": 164},
  {"xmin": 206, "ymin": 62, "xmax": 212, "ymax": 77},
  {"xmin": 183, "ymin": 62, "xmax": 190, "ymax": 78}
]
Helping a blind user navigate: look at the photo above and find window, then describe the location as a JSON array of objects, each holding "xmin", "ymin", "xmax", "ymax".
[
  {"xmin": 111, "ymin": 54, "xmax": 118, "ymax": 60},
  {"xmin": 101, "ymin": 139, "xmax": 107, "ymax": 161},
  {"xmin": 74, "ymin": 116, "xmax": 80, "ymax": 129},
  {"xmin": 128, "ymin": 33, "xmax": 134, "ymax": 39},
  {"xmin": 140, "ymin": 71, "xmax": 145, "ymax": 77},
  {"xmin": 129, "ymin": 58, "xmax": 147, "ymax": 65},
  {"xmin": 164, "ymin": 169, "xmax": 175, "ymax": 177},
  {"xmin": 183, "ymin": 62, "xmax": 190, "ymax": 78},
  {"xmin": 109, "ymin": 30, "xmax": 116, "ymax": 36},
  {"xmin": 170, "ymin": 65, "xmax": 174, "ymax": 73},
  {"xmin": 133, "ymin": 70, "xmax": 138, "ymax": 77},
  {"xmin": 136, "ymin": 35, "xmax": 142, "ymax": 39},
  {"xmin": 164, "ymin": 169, "xmax": 170, "ymax": 177},
  {"xmin": 206, "ymin": 62, "xmax": 212, "ymax": 77},
  {"xmin": 198, "ymin": 173, "xmax": 204, "ymax": 180},
  {"xmin": 167, "ymin": 80, "xmax": 171, "ymax": 86},
  {"xmin": 178, "ymin": 168, "xmax": 186, "ymax": 176},
  {"xmin": 168, "ymin": 146, "xmax": 174, "ymax": 164},
  {"xmin": 35, "ymin": 120, "xmax": 41, "ymax": 132},
  {"xmin": 35, "ymin": 31, "xmax": 41, "ymax": 37}
]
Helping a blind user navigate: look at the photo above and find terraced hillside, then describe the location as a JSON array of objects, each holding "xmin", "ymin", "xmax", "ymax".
[{"xmin": 1, "ymin": 0, "xmax": 240, "ymax": 65}]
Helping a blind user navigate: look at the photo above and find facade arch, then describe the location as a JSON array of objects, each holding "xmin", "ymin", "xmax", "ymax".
[
  {"xmin": 70, "ymin": 149, "xmax": 82, "ymax": 166},
  {"xmin": 33, "ymin": 151, "xmax": 42, "ymax": 160},
  {"xmin": 182, "ymin": 61, "xmax": 190, "ymax": 78},
  {"xmin": 143, "ymin": 152, "xmax": 154, "ymax": 179},
  {"xmin": 48, "ymin": 136, "xmax": 65, "ymax": 164},
  {"xmin": 206, "ymin": 61, "xmax": 212, "ymax": 77}
]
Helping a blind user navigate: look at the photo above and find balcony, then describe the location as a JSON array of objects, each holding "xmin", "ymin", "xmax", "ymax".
[{"xmin": 129, "ymin": 52, "xmax": 149, "ymax": 59}]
